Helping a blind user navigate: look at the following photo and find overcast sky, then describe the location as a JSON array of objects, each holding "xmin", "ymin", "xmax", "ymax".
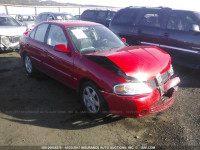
[{"xmin": 56, "ymin": 0, "xmax": 200, "ymax": 12}]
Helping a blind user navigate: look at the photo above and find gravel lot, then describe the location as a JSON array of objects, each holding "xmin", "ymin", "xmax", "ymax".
[{"xmin": 0, "ymin": 51, "xmax": 199, "ymax": 150}]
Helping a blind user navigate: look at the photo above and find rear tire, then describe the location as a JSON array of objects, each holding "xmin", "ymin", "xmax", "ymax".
[
  {"xmin": 80, "ymin": 81, "xmax": 109, "ymax": 118},
  {"xmin": 24, "ymin": 54, "xmax": 36, "ymax": 77}
]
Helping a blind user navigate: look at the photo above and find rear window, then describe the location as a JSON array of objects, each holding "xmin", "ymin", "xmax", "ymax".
[
  {"xmin": 112, "ymin": 9, "xmax": 138, "ymax": 25},
  {"xmin": 82, "ymin": 11, "xmax": 96, "ymax": 19},
  {"xmin": 55, "ymin": 14, "xmax": 75, "ymax": 20},
  {"xmin": 22, "ymin": 15, "xmax": 35, "ymax": 21},
  {"xmin": 97, "ymin": 11, "xmax": 106, "ymax": 19}
]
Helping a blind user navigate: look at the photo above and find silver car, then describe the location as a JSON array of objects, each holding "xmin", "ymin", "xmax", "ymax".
[
  {"xmin": 34, "ymin": 12, "xmax": 75, "ymax": 25},
  {"xmin": 15, "ymin": 14, "xmax": 35, "ymax": 30},
  {"xmin": 0, "ymin": 14, "xmax": 26, "ymax": 52}
]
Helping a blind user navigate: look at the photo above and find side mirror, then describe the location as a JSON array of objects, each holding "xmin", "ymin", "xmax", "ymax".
[
  {"xmin": 54, "ymin": 44, "xmax": 70, "ymax": 53},
  {"xmin": 121, "ymin": 37, "xmax": 127, "ymax": 43},
  {"xmin": 23, "ymin": 30, "xmax": 30, "ymax": 35}
]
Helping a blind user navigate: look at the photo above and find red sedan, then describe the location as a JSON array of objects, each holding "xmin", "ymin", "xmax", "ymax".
[{"xmin": 19, "ymin": 21, "xmax": 180, "ymax": 118}]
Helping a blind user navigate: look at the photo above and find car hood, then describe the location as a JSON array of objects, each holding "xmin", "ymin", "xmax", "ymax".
[
  {"xmin": 85, "ymin": 46, "xmax": 171, "ymax": 80},
  {"xmin": 0, "ymin": 26, "xmax": 27, "ymax": 36}
]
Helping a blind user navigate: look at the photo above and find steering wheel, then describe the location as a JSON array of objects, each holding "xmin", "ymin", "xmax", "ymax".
[{"xmin": 98, "ymin": 38, "xmax": 108, "ymax": 46}]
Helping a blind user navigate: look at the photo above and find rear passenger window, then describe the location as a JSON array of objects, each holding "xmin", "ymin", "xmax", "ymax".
[
  {"xmin": 167, "ymin": 13, "xmax": 199, "ymax": 31},
  {"xmin": 41, "ymin": 14, "xmax": 48, "ymax": 21},
  {"xmin": 97, "ymin": 11, "xmax": 106, "ymax": 19},
  {"xmin": 34, "ymin": 24, "xmax": 49, "ymax": 42},
  {"xmin": 112, "ymin": 10, "xmax": 138, "ymax": 24},
  {"xmin": 139, "ymin": 13, "xmax": 161, "ymax": 28},
  {"xmin": 82, "ymin": 11, "xmax": 95, "ymax": 18}
]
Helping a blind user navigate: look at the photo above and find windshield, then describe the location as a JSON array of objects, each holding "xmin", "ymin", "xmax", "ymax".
[
  {"xmin": 55, "ymin": 14, "xmax": 75, "ymax": 20},
  {"xmin": 0, "ymin": 17, "xmax": 20, "ymax": 26},
  {"xmin": 22, "ymin": 15, "xmax": 35, "ymax": 21},
  {"xmin": 66, "ymin": 25, "xmax": 126, "ymax": 54}
]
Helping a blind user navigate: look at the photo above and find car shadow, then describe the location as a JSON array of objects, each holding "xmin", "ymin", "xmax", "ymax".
[
  {"xmin": 0, "ymin": 55, "xmax": 124, "ymax": 130},
  {"xmin": 173, "ymin": 64, "xmax": 200, "ymax": 88}
]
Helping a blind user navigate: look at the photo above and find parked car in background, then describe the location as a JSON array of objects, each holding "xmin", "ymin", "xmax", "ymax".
[
  {"xmin": 74, "ymin": 15, "xmax": 80, "ymax": 20},
  {"xmin": 81, "ymin": 10, "xmax": 116, "ymax": 27},
  {"xmin": 110, "ymin": 7, "xmax": 200, "ymax": 69},
  {"xmin": 15, "ymin": 14, "xmax": 36, "ymax": 30},
  {"xmin": 19, "ymin": 21, "xmax": 180, "ymax": 118},
  {"xmin": 0, "ymin": 14, "xmax": 26, "ymax": 52},
  {"xmin": 34, "ymin": 12, "xmax": 75, "ymax": 25}
]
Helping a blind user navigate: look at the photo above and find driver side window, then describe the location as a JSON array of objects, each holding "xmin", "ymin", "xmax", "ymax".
[{"xmin": 47, "ymin": 25, "xmax": 68, "ymax": 47}]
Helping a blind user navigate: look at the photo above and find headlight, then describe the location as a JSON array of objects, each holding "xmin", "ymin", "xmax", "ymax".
[
  {"xmin": 1, "ymin": 36, "xmax": 10, "ymax": 47},
  {"xmin": 169, "ymin": 65, "xmax": 174, "ymax": 76},
  {"xmin": 113, "ymin": 82, "xmax": 152, "ymax": 96}
]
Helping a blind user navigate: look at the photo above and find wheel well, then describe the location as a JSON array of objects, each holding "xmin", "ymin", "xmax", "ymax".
[
  {"xmin": 22, "ymin": 51, "xmax": 27, "ymax": 60},
  {"xmin": 78, "ymin": 78, "xmax": 103, "ymax": 93}
]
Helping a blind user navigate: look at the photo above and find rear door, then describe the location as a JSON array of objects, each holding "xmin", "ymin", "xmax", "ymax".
[
  {"xmin": 160, "ymin": 11, "xmax": 200, "ymax": 68},
  {"xmin": 25, "ymin": 24, "xmax": 49, "ymax": 68}
]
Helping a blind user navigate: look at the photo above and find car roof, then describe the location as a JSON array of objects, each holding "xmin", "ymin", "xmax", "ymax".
[
  {"xmin": 123, "ymin": 6, "xmax": 196, "ymax": 13},
  {"xmin": 45, "ymin": 20, "xmax": 101, "ymax": 27},
  {"xmin": 39, "ymin": 12, "xmax": 71, "ymax": 15},
  {"xmin": 84, "ymin": 9, "xmax": 116, "ymax": 12},
  {"xmin": 17, "ymin": 14, "xmax": 35, "ymax": 16}
]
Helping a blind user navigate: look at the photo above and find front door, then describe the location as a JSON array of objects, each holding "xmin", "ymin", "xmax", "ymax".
[{"xmin": 43, "ymin": 24, "xmax": 75, "ymax": 88}]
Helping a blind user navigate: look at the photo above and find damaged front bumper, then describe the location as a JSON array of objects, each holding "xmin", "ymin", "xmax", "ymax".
[
  {"xmin": 101, "ymin": 77, "xmax": 180, "ymax": 118},
  {"xmin": 0, "ymin": 35, "xmax": 20, "ymax": 51}
]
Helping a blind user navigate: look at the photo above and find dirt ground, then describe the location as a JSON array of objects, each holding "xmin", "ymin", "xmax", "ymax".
[{"xmin": 0, "ymin": 51, "xmax": 199, "ymax": 150}]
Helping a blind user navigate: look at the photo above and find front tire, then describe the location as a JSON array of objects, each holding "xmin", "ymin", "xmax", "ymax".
[
  {"xmin": 24, "ymin": 54, "xmax": 36, "ymax": 77},
  {"xmin": 80, "ymin": 81, "xmax": 109, "ymax": 118}
]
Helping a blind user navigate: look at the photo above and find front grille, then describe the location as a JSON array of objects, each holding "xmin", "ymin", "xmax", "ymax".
[
  {"xmin": 147, "ymin": 71, "xmax": 170, "ymax": 89},
  {"xmin": 10, "ymin": 36, "xmax": 20, "ymax": 43},
  {"xmin": 161, "ymin": 71, "xmax": 170, "ymax": 83}
]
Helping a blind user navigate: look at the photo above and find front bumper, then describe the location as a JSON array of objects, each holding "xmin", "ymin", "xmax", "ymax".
[
  {"xmin": 101, "ymin": 77, "xmax": 180, "ymax": 118},
  {"xmin": 0, "ymin": 35, "xmax": 20, "ymax": 51},
  {"xmin": 0, "ymin": 42, "xmax": 19, "ymax": 51}
]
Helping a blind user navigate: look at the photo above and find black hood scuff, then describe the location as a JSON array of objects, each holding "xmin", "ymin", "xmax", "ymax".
[{"xmin": 84, "ymin": 55, "xmax": 135, "ymax": 80}]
